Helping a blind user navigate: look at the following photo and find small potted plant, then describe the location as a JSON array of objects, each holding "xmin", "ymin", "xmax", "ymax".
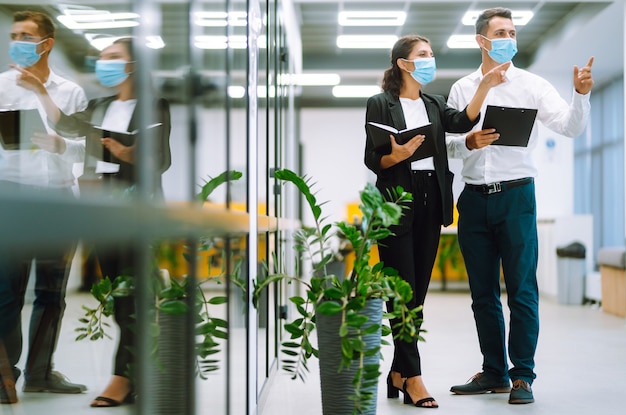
[
  {"xmin": 75, "ymin": 170, "xmax": 243, "ymax": 411},
  {"xmin": 253, "ymin": 169, "xmax": 424, "ymax": 415}
]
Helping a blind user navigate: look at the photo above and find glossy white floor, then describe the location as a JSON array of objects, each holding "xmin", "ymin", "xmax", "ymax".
[
  {"xmin": 3, "ymin": 287, "xmax": 626, "ymax": 415},
  {"xmin": 261, "ymin": 290, "xmax": 626, "ymax": 415}
]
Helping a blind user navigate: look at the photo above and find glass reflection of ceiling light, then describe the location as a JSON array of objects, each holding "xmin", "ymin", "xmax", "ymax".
[
  {"xmin": 332, "ymin": 85, "xmax": 381, "ymax": 98},
  {"xmin": 227, "ymin": 86, "xmax": 278, "ymax": 99},
  {"xmin": 146, "ymin": 36, "xmax": 165, "ymax": 50},
  {"xmin": 462, "ymin": 10, "xmax": 534, "ymax": 26},
  {"xmin": 57, "ymin": 11, "xmax": 140, "ymax": 30},
  {"xmin": 337, "ymin": 35, "xmax": 398, "ymax": 49},
  {"xmin": 84, "ymin": 34, "xmax": 121, "ymax": 51},
  {"xmin": 228, "ymin": 86, "xmax": 246, "ymax": 98},
  {"xmin": 338, "ymin": 11, "xmax": 406, "ymax": 27},
  {"xmin": 194, "ymin": 11, "xmax": 247, "ymax": 27},
  {"xmin": 84, "ymin": 34, "xmax": 165, "ymax": 51},
  {"xmin": 446, "ymin": 35, "xmax": 480, "ymax": 49},
  {"xmin": 194, "ymin": 35, "xmax": 266, "ymax": 49},
  {"xmin": 278, "ymin": 73, "xmax": 341, "ymax": 86}
]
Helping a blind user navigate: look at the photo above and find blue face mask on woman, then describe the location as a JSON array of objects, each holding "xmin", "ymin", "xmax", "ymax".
[
  {"xmin": 9, "ymin": 40, "xmax": 46, "ymax": 67},
  {"xmin": 95, "ymin": 59, "xmax": 130, "ymax": 88},
  {"xmin": 481, "ymin": 36, "xmax": 517, "ymax": 63},
  {"xmin": 402, "ymin": 57, "xmax": 436, "ymax": 85}
]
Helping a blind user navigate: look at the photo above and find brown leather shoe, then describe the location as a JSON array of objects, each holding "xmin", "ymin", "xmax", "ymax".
[{"xmin": 509, "ymin": 379, "xmax": 534, "ymax": 404}]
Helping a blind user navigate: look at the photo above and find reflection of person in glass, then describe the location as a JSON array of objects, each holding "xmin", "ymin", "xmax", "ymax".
[
  {"xmin": 15, "ymin": 36, "xmax": 172, "ymax": 407},
  {"xmin": 364, "ymin": 35, "xmax": 508, "ymax": 408},
  {"xmin": 0, "ymin": 10, "xmax": 88, "ymax": 405}
]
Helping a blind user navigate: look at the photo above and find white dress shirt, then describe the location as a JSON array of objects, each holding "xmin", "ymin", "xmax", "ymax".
[
  {"xmin": 399, "ymin": 96, "xmax": 435, "ymax": 171},
  {"xmin": 0, "ymin": 69, "xmax": 88, "ymax": 188},
  {"xmin": 446, "ymin": 63, "xmax": 591, "ymax": 185}
]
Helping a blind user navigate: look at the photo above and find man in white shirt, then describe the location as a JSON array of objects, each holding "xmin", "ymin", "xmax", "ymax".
[
  {"xmin": 446, "ymin": 7, "xmax": 594, "ymax": 405},
  {"xmin": 0, "ymin": 11, "xmax": 88, "ymax": 404}
]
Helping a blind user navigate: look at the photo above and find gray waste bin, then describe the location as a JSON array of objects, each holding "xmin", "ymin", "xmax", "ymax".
[{"xmin": 556, "ymin": 242, "xmax": 586, "ymax": 305}]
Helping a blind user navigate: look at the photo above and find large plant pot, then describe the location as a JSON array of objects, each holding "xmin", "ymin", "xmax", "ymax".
[
  {"xmin": 152, "ymin": 313, "xmax": 193, "ymax": 415},
  {"xmin": 317, "ymin": 298, "xmax": 383, "ymax": 415}
]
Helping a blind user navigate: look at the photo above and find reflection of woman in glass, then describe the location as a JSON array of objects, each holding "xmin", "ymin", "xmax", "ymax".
[
  {"xmin": 16, "ymin": 37, "xmax": 171, "ymax": 407},
  {"xmin": 364, "ymin": 35, "xmax": 508, "ymax": 408}
]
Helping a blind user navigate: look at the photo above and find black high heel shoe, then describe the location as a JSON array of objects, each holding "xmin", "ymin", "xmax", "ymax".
[
  {"xmin": 387, "ymin": 372, "xmax": 403, "ymax": 399},
  {"xmin": 403, "ymin": 380, "xmax": 439, "ymax": 408}
]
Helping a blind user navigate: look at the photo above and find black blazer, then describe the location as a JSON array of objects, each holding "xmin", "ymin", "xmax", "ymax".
[
  {"xmin": 53, "ymin": 96, "xmax": 171, "ymax": 195},
  {"xmin": 364, "ymin": 91, "xmax": 478, "ymax": 232}
]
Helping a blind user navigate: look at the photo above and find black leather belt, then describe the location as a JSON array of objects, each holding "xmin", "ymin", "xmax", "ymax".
[{"xmin": 465, "ymin": 177, "xmax": 533, "ymax": 195}]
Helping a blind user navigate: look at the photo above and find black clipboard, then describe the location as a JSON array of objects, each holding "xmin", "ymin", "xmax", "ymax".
[
  {"xmin": 366, "ymin": 121, "xmax": 437, "ymax": 161},
  {"xmin": 481, "ymin": 105, "xmax": 538, "ymax": 147},
  {"xmin": 0, "ymin": 109, "xmax": 48, "ymax": 150}
]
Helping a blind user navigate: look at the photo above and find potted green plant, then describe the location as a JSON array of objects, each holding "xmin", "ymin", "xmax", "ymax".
[
  {"xmin": 76, "ymin": 170, "xmax": 243, "ymax": 380},
  {"xmin": 253, "ymin": 168, "xmax": 424, "ymax": 415}
]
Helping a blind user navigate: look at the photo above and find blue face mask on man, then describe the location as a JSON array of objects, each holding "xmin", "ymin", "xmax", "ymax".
[
  {"xmin": 402, "ymin": 57, "xmax": 437, "ymax": 85},
  {"xmin": 95, "ymin": 59, "xmax": 130, "ymax": 88},
  {"xmin": 9, "ymin": 39, "xmax": 46, "ymax": 67},
  {"xmin": 481, "ymin": 35, "xmax": 517, "ymax": 63}
]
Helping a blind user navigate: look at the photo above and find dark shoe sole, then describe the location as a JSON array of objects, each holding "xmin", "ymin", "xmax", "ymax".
[
  {"xmin": 23, "ymin": 385, "xmax": 83, "ymax": 394},
  {"xmin": 509, "ymin": 397, "xmax": 535, "ymax": 404},
  {"xmin": 450, "ymin": 386, "xmax": 511, "ymax": 395}
]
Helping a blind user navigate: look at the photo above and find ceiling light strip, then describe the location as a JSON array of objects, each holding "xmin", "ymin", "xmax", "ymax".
[{"xmin": 338, "ymin": 11, "xmax": 406, "ymax": 27}]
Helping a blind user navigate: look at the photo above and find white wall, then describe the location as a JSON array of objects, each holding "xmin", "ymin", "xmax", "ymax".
[
  {"xmin": 299, "ymin": 107, "xmax": 579, "ymax": 224},
  {"xmin": 300, "ymin": 108, "xmax": 371, "ymax": 225}
]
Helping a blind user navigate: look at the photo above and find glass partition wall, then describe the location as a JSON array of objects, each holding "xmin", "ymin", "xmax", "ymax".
[{"xmin": 0, "ymin": 1, "xmax": 297, "ymax": 414}]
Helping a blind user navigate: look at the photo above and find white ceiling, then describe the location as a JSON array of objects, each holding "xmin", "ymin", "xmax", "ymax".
[{"xmin": 0, "ymin": 0, "xmax": 621, "ymax": 106}]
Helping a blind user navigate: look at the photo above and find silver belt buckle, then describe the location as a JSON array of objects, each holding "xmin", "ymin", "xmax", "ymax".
[{"xmin": 486, "ymin": 182, "xmax": 502, "ymax": 194}]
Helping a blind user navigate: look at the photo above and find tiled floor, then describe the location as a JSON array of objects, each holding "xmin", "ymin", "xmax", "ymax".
[{"xmin": 3, "ymin": 288, "xmax": 626, "ymax": 415}]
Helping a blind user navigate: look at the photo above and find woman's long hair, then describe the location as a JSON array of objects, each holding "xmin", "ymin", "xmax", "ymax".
[{"xmin": 381, "ymin": 35, "xmax": 430, "ymax": 98}]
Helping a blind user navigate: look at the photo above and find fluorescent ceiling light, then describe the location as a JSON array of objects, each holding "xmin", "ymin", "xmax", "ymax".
[
  {"xmin": 338, "ymin": 11, "xmax": 406, "ymax": 27},
  {"xmin": 279, "ymin": 73, "xmax": 340, "ymax": 86},
  {"xmin": 337, "ymin": 35, "xmax": 397, "ymax": 49},
  {"xmin": 462, "ymin": 10, "xmax": 534, "ymax": 26},
  {"xmin": 194, "ymin": 35, "xmax": 266, "ymax": 49},
  {"xmin": 57, "ymin": 11, "xmax": 140, "ymax": 30},
  {"xmin": 332, "ymin": 85, "xmax": 381, "ymax": 98},
  {"xmin": 194, "ymin": 11, "xmax": 247, "ymax": 27},
  {"xmin": 446, "ymin": 34, "xmax": 479, "ymax": 49}
]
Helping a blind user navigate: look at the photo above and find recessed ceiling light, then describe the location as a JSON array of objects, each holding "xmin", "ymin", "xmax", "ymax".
[
  {"xmin": 338, "ymin": 11, "xmax": 406, "ymax": 27},
  {"xmin": 336, "ymin": 35, "xmax": 397, "ymax": 49},
  {"xmin": 462, "ymin": 10, "xmax": 534, "ymax": 26},
  {"xmin": 332, "ymin": 85, "xmax": 381, "ymax": 98},
  {"xmin": 446, "ymin": 35, "xmax": 480, "ymax": 49}
]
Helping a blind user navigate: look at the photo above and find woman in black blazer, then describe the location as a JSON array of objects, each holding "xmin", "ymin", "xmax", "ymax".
[
  {"xmin": 16, "ymin": 37, "xmax": 171, "ymax": 408},
  {"xmin": 365, "ymin": 35, "xmax": 508, "ymax": 408}
]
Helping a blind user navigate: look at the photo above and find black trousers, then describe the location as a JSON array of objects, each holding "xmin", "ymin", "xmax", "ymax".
[
  {"xmin": 377, "ymin": 170, "xmax": 442, "ymax": 378},
  {"xmin": 0, "ymin": 183, "xmax": 76, "ymax": 382},
  {"xmin": 93, "ymin": 243, "xmax": 136, "ymax": 379}
]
